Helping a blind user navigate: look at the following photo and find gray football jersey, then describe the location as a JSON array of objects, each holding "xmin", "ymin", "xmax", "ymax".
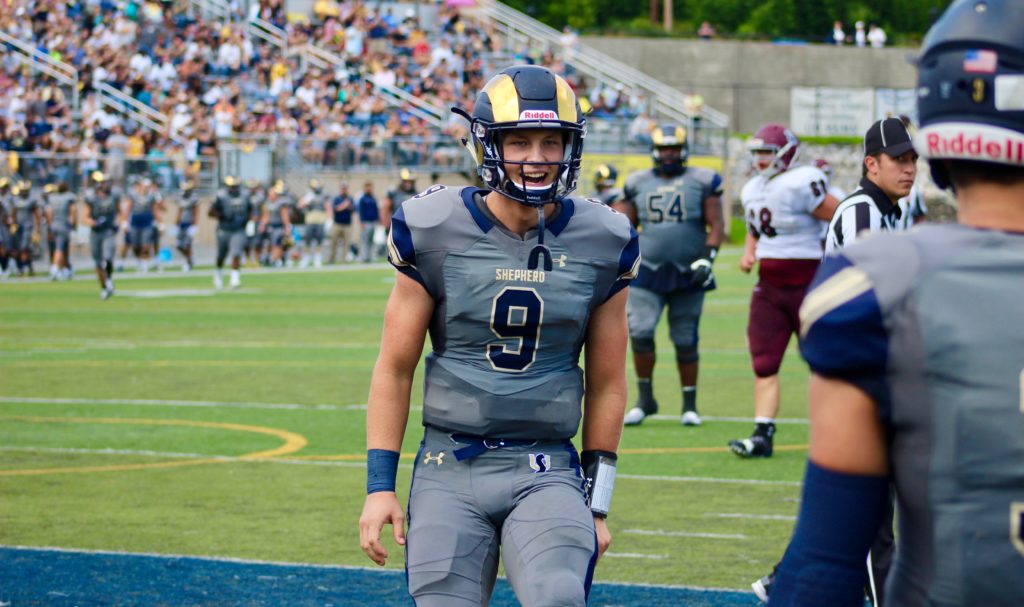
[
  {"xmin": 387, "ymin": 184, "xmax": 418, "ymax": 214},
  {"xmin": 12, "ymin": 194, "xmax": 39, "ymax": 226},
  {"xmin": 178, "ymin": 192, "xmax": 199, "ymax": 225},
  {"xmin": 46, "ymin": 192, "xmax": 76, "ymax": 230},
  {"xmin": 128, "ymin": 190, "xmax": 157, "ymax": 216},
  {"xmin": 212, "ymin": 191, "xmax": 253, "ymax": 231},
  {"xmin": 623, "ymin": 167, "xmax": 723, "ymax": 272},
  {"xmin": 84, "ymin": 188, "xmax": 122, "ymax": 231},
  {"xmin": 265, "ymin": 198, "xmax": 289, "ymax": 227},
  {"xmin": 388, "ymin": 186, "xmax": 640, "ymax": 440},
  {"xmin": 800, "ymin": 224, "xmax": 1024, "ymax": 606}
]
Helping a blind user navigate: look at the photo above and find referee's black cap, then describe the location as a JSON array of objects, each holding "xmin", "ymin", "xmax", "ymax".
[{"xmin": 864, "ymin": 117, "xmax": 915, "ymax": 157}]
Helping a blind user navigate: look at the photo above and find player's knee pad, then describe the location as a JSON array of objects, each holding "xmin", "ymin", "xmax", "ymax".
[
  {"xmin": 630, "ymin": 336, "xmax": 656, "ymax": 354},
  {"xmin": 524, "ymin": 570, "xmax": 586, "ymax": 607},
  {"xmin": 407, "ymin": 522, "xmax": 494, "ymax": 603},
  {"xmin": 752, "ymin": 352, "xmax": 783, "ymax": 378},
  {"xmin": 675, "ymin": 343, "xmax": 699, "ymax": 364}
]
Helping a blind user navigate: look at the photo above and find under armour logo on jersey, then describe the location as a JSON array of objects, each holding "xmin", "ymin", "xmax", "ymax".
[
  {"xmin": 554, "ymin": 254, "xmax": 567, "ymax": 268},
  {"xmin": 528, "ymin": 453, "xmax": 550, "ymax": 473},
  {"xmin": 422, "ymin": 451, "xmax": 445, "ymax": 466}
]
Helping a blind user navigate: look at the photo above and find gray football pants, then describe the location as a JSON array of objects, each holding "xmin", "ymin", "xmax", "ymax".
[{"xmin": 406, "ymin": 427, "xmax": 598, "ymax": 607}]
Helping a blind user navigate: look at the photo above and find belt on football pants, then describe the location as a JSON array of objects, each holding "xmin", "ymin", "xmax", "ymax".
[{"xmin": 449, "ymin": 434, "xmax": 543, "ymax": 461}]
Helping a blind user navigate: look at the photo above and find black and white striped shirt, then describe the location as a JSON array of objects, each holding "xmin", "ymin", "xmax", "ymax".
[{"xmin": 825, "ymin": 177, "xmax": 905, "ymax": 253}]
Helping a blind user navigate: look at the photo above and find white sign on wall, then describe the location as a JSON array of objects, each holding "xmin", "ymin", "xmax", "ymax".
[
  {"xmin": 875, "ymin": 88, "xmax": 918, "ymax": 124},
  {"xmin": 790, "ymin": 87, "xmax": 877, "ymax": 137}
]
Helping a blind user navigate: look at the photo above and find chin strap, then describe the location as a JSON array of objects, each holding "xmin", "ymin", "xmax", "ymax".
[{"xmin": 527, "ymin": 205, "xmax": 553, "ymax": 271}]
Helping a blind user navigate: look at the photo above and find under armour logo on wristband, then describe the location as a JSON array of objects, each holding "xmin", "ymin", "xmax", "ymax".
[
  {"xmin": 529, "ymin": 453, "xmax": 550, "ymax": 473},
  {"xmin": 422, "ymin": 451, "xmax": 445, "ymax": 465}
]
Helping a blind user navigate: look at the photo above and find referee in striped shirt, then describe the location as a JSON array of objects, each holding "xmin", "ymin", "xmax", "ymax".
[
  {"xmin": 823, "ymin": 116, "xmax": 918, "ymax": 607},
  {"xmin": 825, "ymin": 117, "xmax": 919, "ymax": 253}
]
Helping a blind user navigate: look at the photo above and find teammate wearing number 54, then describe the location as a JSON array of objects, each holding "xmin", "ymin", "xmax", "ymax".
[
  {"xmin": 358, "ymin": 65, "xmax": 639, "ymax": 607},
  {"xmin": 730, "ymin": 124, "xmax": 839, "ymax": 458},
  {"xmin": 616, "ymin": 125, "xmax": 726, "ymax": 427}
]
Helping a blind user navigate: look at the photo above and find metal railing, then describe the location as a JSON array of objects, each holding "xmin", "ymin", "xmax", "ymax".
[
  {"xmin": 471, "ymin": 1, "xmax": 729, "ymax": 139},
  {"xmin": 95, "ymin": 83, "xmax": 179, "ymax": 143},
  {"xmin": 186, "ymin": 0, "xmax": 232, "ymax": 21},
  {"xmin": 225, "ymin": 133, "xmax": 473, "ymax": 175},
  {"xmin": 249, "ymin": 16, "xmax": 287, "ymax": 49},
  {"xmin": 0, "ymin": 30, "xmax": 80, "ymax": 110},
  {"xmin": 2, "ymin": 152, "xmax": 219, "ymax": 194}
]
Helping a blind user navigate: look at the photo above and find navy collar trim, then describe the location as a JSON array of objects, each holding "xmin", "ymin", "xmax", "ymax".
[{"xmin": 460, "ymin": 187, "xmax": 575, "ymax": 237}]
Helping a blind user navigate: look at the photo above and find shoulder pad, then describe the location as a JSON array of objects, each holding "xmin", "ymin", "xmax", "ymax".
[{"xmin": 399, "ymin": 185, "xmax": 460, "ymax": 229}]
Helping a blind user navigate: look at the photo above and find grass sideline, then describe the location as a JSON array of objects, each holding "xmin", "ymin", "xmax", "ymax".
[{"xmin": 0, "ymin": 251, "xmax": 812, "ymax": 598}]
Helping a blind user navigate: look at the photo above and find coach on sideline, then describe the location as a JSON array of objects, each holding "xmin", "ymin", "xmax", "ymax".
[{"xmin": 825, "ymin": 118, "xmax": 918, "ymax": 253}]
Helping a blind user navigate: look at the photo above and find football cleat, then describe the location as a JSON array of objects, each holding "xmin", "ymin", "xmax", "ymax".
[
  {"xmin": 728, "ymin": 436, "xmax": 773, "ymax": 458},
  {"xmin": 623, "ymin": 407, "xmax": 648, "ymax": 426},
  {"xmin": 681, "ymin": 410, "xmax": 702, "ymax": 426},
  {"xmin": 624, "ymin": 397, "xmax": 658, "ymax": 426},
  {"xmin": 100, "ymin": 288, "xmax": 113, "ymax": 300},
  {"xmin": 213, "ymin": 273, "xmax": 224, "ymax": 289},
  {"xmin": 229, "ymin": 271, "xmax": 241, "ymax": 289},
  {"xmin": 752, "ymin": 570, "xmax": 775, "ymax": 602}
]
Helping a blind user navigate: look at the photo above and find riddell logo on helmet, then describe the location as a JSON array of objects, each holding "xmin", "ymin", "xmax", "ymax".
[
  {"xmin": 923, "ymin": 125, "xmax": 1024, "ymax": 164},
  {"xmin": 520, "ymin": 110, "xmax": 558, "ymax": 120}
]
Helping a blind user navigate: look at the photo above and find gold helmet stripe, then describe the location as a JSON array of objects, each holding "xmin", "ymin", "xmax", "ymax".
[
  {"xmin": 554, "ymin": 75, "xmax": 578, "ymax": 123},
  {"xmin": 483, "ymin": 74, "xmax": 520, "ymax": 123}
]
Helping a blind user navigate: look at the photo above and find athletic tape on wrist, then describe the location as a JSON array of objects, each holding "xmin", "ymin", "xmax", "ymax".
[
  {"xmin": 582, "ymin": 450, "xmax": 617, "ymax": 518},
  {"xmin": 366, "ymin": 449, "xmax": 400, "ymax": 494}
]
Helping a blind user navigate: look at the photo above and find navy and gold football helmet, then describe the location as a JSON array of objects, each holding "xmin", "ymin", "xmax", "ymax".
[
  {"xmin": 914, "ymin": 0, "xmax": 1024, "ymax": 188},
  {"xmin": 454, "ymin": 65, "xmax": 586, "ymax": 207},
  {"xmin": 650, "ymin": 124, "xmax": 688, "ymax": 176},
  {"xmin": 594, "ymin": 164, "xmax": 618, "ymax": 190}
]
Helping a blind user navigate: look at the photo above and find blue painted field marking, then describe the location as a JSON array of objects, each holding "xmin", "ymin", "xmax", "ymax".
[{"xmin": 0, "ymin": 546, "xmax": 760, "ymax": 606}]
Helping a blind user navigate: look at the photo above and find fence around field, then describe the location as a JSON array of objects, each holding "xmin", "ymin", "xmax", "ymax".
[{"xmin": 0, "ymin": 151, "xmax": 219, "ymax": 193}]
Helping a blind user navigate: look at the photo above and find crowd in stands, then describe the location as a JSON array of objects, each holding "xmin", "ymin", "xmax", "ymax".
[{"xmin": 0, "ymin": 0, "xmax": 647, "ymax": 191}]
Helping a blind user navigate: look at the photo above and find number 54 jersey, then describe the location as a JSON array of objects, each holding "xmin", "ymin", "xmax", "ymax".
[
  {"xmin": 741, "ymin": 165, "xmax": 829, "ymax": 260},
  {"xmin": 387, "ymin": 186, "xmax": 640, "ymax": 440}
]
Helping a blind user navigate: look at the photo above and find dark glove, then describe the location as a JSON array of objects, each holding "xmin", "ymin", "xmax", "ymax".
[{"xmin": 689, "ymin": 246, "xmax": 718, "ymax": 288}]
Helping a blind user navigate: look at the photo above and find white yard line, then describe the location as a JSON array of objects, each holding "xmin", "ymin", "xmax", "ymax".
[
  {"xmin": 645, "ymin": 414, "xmax": 808, "ymax": 425},
  {"xmin": 618, "ymin": 473, "xmax": 800, "ymax": 487},
  {"xmin": 710, "ymin": 513, "xmax": 796, "ymax": 521},
  {"xmin": 0, "ymin": 395, "xmax": 366, "ymax": 409},
  {"xmin": 0, "ymin": 446, "xmax": 405, "ymax": 470},
  {"xmin": 0, "ymin": 336, "xmax": 380, "ymax": 350},
  {"xmin": 622, "ymin": 529, "xmax": 747, "ymax": 540},
  {"xmin": 603, "ymin": 552, "xmax": 668, "ymax": 559}
]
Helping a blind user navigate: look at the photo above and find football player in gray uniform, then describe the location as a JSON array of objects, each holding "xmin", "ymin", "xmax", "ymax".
[
  {"xmin": 175, "ymin": 180, "xmax": 199, "ymax": 272},
  {"xmin": 209, "ymin": 175, "xmax": 256, "ymax": 289},
  {"xmin": 772, "ymin": 2, "xmax": 1024, "ymax": 605},
  {"xmin": 125, "ymin": 177, "xmax": 162, "ymax": 273},
  {"xmin": 358, "ymin": 65, "xmax": 639, "ymax": 607},
  {"xmin": 299, "ymin": 178, "xmax": 329, "ymax": 268},
  {"xmin": 10, "ymin": 181, "xmax": 43, "ymax": 277},
  {"xmin": 618, "ymin": 125, "xmax": 725, "ymax": 427},
  {"xmin": 44, "ymin": 181, "xmax": 77, "ymax": 281},
  {"xmin": 0, "ymin": 177, "xmax": 12, "ymax": 278},
  {"xmin": 382, "ymin": 167, "xmax": 418, "ymax": 226},
  {"xmin": 590, "ymin": 163, "xmax": 623, "ymax": 206},
  {"xmin": 259, "ymin": 181, "xmax": 293, "ymax": 268},
  {"xmin": 82, "ymin": 171, "xmax": 125, "ymax": 299}
]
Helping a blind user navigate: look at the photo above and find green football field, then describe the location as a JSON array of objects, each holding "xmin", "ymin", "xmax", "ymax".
[{"xmin": 0, "ymin": 248, "xmax": 811, "ymax": 594}]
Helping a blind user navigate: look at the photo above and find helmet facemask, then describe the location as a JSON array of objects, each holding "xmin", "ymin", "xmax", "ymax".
[{"xmin": 468, "ymin": 117, "xmax": 586, "ymax": 208}]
